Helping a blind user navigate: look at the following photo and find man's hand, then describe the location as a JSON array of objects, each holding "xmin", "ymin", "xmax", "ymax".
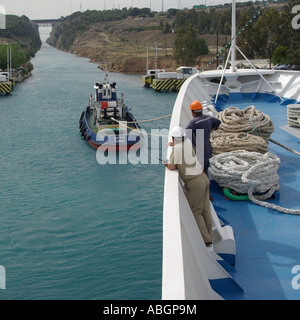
[{"xmin": 164, "ymin": 163, "xmax": 177, "ymax": 170}]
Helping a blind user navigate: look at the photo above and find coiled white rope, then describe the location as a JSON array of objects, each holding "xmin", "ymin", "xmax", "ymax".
[
  {"xmin": 287, "ymin": 104, "xmax": 300, "ymax": 128},
  {"xmin": 209, "ymin": 150, "xmax": 300, "ymax": 215}
]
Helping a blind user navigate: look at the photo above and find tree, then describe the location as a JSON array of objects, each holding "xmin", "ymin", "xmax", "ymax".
[
  {"xmin": 237, "ymin": 10, "xmax": 256, "ymax": 58},
  {"xmin": 197, "ymin": 10, "xmax": 210, "ymax": 34},
  {"xmin": 0, "ymin": 43, "xmax": 31, "ymax": 70},
  {"xmin": 236, "ymin": 1, "xmax": 300, "ymax": 69},
  {"xmin": 272, "ymin": 46, "xmax": 288, "ymax": 65},
  {"xmin": 163, "ymin": 22, "xmax": 172, "ymax": 33},
  {"xmin": 167, "ymin": 8, "xmax": 179, "ymax": 17},
  {"xmin": 173, "ymin": 26, "xmax": 209, "ymax": 66}
]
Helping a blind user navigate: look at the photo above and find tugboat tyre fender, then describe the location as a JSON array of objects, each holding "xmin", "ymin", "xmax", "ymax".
[
  {"xmin": 87, "ymin": 135, "xmax": 92, "ymax": 141},
  {"xmin": 79, "ymin": 111, "xmax": 84, "ymax": 123},
  {"xmin": 81, "ymin": 128, "xmax": 87, "ymax": 136}
]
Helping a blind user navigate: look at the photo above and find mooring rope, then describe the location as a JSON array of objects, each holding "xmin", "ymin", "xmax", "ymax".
[
  {"xmin": 209, "ymin": 150, "xmax": 300, "ymax": 215},
  {"xmin": 125, "ymin": 115, "xmax": 172, "ymax": 124},
  {"xmin": 269, "ymin": 139, "xmax": 300, "ymax": 157},
  {"xmin": 211, "ymin": 131, "xmax": 269, "ymax": 155},
  {"xmin": 210, "ymin": 105, "xmax": 274, "ymax": 155},
  {"xmin": 287, "ymin": 105, "xmax": 300, "ymax": 128},
  {"xmin": 208, "ymin": 105, "xmax": 300, "ymax": 214},
  {"xmin": 215, "ymin": 105, "xmax": 274, "ymax": 141}
]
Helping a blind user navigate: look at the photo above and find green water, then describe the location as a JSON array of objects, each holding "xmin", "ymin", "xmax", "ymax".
[{"xmin": 0, "ymin": 28, "xmax": 177, "ymax": 300}]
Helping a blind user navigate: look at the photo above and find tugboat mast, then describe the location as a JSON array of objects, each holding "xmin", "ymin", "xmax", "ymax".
[{"xmin": 104, "ymin": 57, "xmax": 109, "ymax": 84}]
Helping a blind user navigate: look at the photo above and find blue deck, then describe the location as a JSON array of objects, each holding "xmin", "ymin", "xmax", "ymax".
[{"xmin": 212, "ymin": 94, "xmax": 300, "ymax": 300}]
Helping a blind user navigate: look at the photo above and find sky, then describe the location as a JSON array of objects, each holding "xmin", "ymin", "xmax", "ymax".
[{"xmin": 0, "ymin": 0, "xmax": 242, "ymax": 20}]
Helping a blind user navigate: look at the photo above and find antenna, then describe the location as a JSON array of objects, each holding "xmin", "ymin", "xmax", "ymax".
[
  {"xmin": 162, "ymin": 0, "xmax": 164, "ymax": 12},
  {"xmin": 146, "ymin": 44, "xmax": 149, "ymax": 74},
  {"xmin": 155, "ymin": 42, "xmax": 158, "ymax": 73},
  {"xmin": 6, "ymin": 44, "xmax": 9, "ymax": 75},
  {"xmin": 231, "ymin": 0, "xmax": 236, "ymax": 72},
  {"xmin": 10, "ymin": 44, "xmax": 12, "ymax": 79},
  {"xmin": 6, "ymin": 44, "xmax": 12, "ymax": 80}
]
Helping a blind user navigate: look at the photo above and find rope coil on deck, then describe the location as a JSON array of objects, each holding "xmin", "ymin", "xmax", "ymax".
[
  {"xmin": 216, "ymin": 105, "xmax": 274, "ymax": 141},
  {"xmin": 209, "ymin": 150, "xmax": 300, "ymax": 215},
  {"xmin": 211, "ymin": 105, "xmax": 273, "ymax": 155},
  {"xmin": 287, "ymin": 104, "xmax": 300, "ymax": 128},
  {"xmin": 211, "ymin": 131, "xmax": 268, "ymax": 155}
]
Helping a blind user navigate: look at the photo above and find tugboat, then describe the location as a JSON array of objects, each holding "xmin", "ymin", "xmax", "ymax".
[{"xmin": 79, "ymin": 69, "xmax": 142, "ymax": 151}]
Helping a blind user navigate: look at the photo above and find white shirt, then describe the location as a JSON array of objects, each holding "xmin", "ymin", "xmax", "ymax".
[{"xmin": 169, "ymin": 139, "xmax": 203, "ymax": 178}]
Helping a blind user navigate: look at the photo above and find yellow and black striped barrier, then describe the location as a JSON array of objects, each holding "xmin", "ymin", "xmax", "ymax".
[
  {"xmin": 0, "ymin": 81, "xmax": 14, "ymax": 95},
  {"xmin": 142, "ymin": 75, "xmax": 153, "ymax": 87},
  {"xmin": 152, "ymin": 79, "xmax": 186, "ymax": 92}
]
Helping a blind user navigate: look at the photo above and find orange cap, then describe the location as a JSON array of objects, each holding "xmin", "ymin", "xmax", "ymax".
[{"xmin": 190, "ymin": 100, "xmax": 203, "ymax": 111}]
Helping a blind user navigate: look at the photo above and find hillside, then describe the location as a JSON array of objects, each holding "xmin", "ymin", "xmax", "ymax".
[
  {"xmin": 47, "ymin": 9, "xmax": 227, "ymax": 73},
  {"xmin": 69, "ymin": 15, "xmax": 178, "ymax": 73},
  {"xmin": 48, "ymin": 11, "xmax": 180, "ymax": 73},
  {"xmin": 48, "ymin": 1, "xmax": 298, "ymax": 73}
]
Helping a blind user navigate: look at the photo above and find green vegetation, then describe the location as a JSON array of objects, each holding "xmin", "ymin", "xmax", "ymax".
[
  {"xmin": 172, "ymin": 0, "xmax": 299, "ymax": 69},
  {"xmin": 0, "ymin": 43, "xmax": 30, "ymax": 69},
  {"xmin": 174, "ymin": 26, "xmax": 209, "ymax": 65},
  {"xmin": 48, "ymin": 0, "xmax": 299, "ymax": 70},
  {"xmin": 124, "ymin": 25, "xmax": 162, "ymax": 32},
  {"xmin": 174, "ymin": 7, "xmax": 232, "ymax": 35},
  {"xmin": 0, "ymin": 15, "xmax": 41, "ymax": 70},
  {"xmin": 236, "ymin": 0, "xmax": 300, "ymax": 68}
]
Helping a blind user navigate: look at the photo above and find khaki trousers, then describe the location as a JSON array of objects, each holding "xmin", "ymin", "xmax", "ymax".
[{"xmin": 184, "ymin": 173, "xmax": 212, "ymax": 244}]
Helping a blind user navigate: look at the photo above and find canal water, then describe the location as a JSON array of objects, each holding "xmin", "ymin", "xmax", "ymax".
[{"xmin": 0, "ymin": 27, "xmax": 177, "ymax": 299}]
